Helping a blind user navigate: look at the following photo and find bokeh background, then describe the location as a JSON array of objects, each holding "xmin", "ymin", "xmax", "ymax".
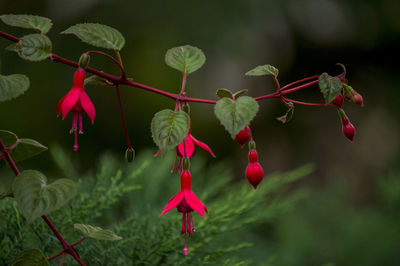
[{"xmin": 1, "ymin": 0, "xmax": 400, "ymax": 265}]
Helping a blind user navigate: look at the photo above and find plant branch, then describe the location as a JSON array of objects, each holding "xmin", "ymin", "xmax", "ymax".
[
  {"xmin": 86, "ymin": 50, "xmax": 126, "ymax": 79},
  {"xmin": 72, "ymin": 236, "xmax": 88, "ymax": 247}
]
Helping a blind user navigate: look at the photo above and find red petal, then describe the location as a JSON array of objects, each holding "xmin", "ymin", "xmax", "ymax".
[
  {"xmin": 60, "ymin": 88, "xmax": 80, "ymax": 119},
  {"xmin": 191, "ymin": 135, "xmax": 216, "ymax": 158},
  {"xmin": 57, "ymin": 95, "xmax": 67, "ymax": 116},
  {"xmin": 80, "ymin": 90, "xmax": 96, "ymax": 123},
  {"xmin": 154, "ymin": 149, "xmax": 163, "ymax": 157},
  {"xmin": 177, "ymin": 135, "xmax": 195, "ymax": 158},
  {"xmin": 184, "ymin": 189, "xmax": 207, "ymax": 218},
  {"xmin": 160, "ymin": 191, "xmax": 184, "ymax": 216}
]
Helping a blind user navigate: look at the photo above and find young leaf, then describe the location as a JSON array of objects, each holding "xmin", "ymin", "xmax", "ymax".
[
  {"xmin": 9, "ymin": 138, "xmax": 48, "ymax": 163},
  {"xmin": 276, "ymin": 103, "xmax": 295, "ymax": 124},
  {"xmin": 0, "ymin": 74, "xmax": 30, "ymax": 102},
  {"xmin": 214, "ymin": 96, "xmax": 259, "ymax": 138},
  {"xmin": 10, "ymin": 249, "xmax": 49, "ymax": 266},
  {"xmin": 62, "ymin": 23, "xmax": 125, "ymax": 51},
  {"xmin": 13, "ymin": 170, "xmax": 77, "ymax": 223},
  {"xmin": 74, "ymin": 224, "xmax": 122, "ymax": 241},
  {"xmin": 233, "ymin": 89, "xmax": 248, "ymax": 99},
  {"xmin": 165, "ymin": 45, "xmax": 206, "ymax": 74},
  {"xmin": 84, "ymin": 74, "xmax": 107, "ymax": 86},
  {"xmin": 151, "ymin": 109, "xmax": 189, "ymax": 150},
  {"xmin": 0, "ymin": 14, "xmax": 53, "ymax": 34},
  {"xmin": 0, "ymin": 130, "xmax": 18, "ymax": 147},
  {"xmin": 13, "ymin": 34, "xmax": 52, "ymax": 61},
  {"xmin": 246, "ymin": 64, "xmax": 279, "ymax": 77},
  {"xmin": 319, "ymin": 72, "xmax": 342, "ymax": 104},
  {"xmin": 216, "ymin": 88, "xmax": 233, "ymax": 99}
]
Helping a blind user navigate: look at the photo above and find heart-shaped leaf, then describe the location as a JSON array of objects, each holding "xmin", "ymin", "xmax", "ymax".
[
  {"xmin": 165, "ymin": 45, "xmax": 206, "ymax": 74},
  {"xmin": 216, "ymin": 88, "xmax": 233, "ymax": 99},
  {"xmin": 214, "ymin": 96, "xmax": 259, "ymax": 138},
  {"xmin": 0, "ymin": 74, "xmax": 30, "ymax": 102},
  {"xmin": 151, "ymin": 109, "xmax": 189, "ymax": 150},
  {"xmin": 74, "ymin": 224, "xmax": 122, "ymax": 241},
  {"xmin": 62, "ymin": 23, "xmax": 125, "ymax": 51},
  {"xmin": 246, "ymin": 64, "xmax": 279, "ymax": 77},
  {"xmin": 10, "ymin": 249, "xmax": 49, "ymax": 266},
  {"xmin": 13, "ymin": 170, "xmax": 77, "ymax": 223},
  {"xmin": 11, "ymin": 34, "xmax": 52, "ymax": 61},
  {"xmin": 0, "ymin": 14, "xmax": 53, "ymax": 34},
  {"xmin": 319, "ymin": 72, "xmax": 342, "ymax": 104}
]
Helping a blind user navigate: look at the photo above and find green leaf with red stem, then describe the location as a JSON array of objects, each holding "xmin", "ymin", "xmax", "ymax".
[
  {"xmin": 13, "ymin": 170, "xmax": 77, "ymax": 223},
  {"xmin": 165, "ymin": 45, "xmax": 206, "ymax": 74},
  {"xmin": 214, "ymin": 96, "xmax": 259, "ymax": 138},
  {"xmin": 10, "ymin": 249, "xmax": 49, "ymax": 266},
  {"xmin": 10, "ymin": 34, "xmax": 52, "ymax": 61},
  {"xmin": 151, "ymin": 109, "xmax": 190, "ymax": 151},
  {"xmin": 0, "ymin": 14, "xmax": 53, "ymax": 34},
  {"xmin": 0, "ymin": 74, "xmax": 30, "ymax": 102},
  {"xmin": 74, "ymin": 224, "xmax": 122, "ymax": 241},
  {"xmin": 246, "ymin": 64, "xmax": 279, "ymax": 77},
  {"xmin": 318, "ymin": 72, "xmax": 342, "ymax": 104},
  {"xmin": 62, "ymin": 23, "xmax": 125, "ymax": 51}
]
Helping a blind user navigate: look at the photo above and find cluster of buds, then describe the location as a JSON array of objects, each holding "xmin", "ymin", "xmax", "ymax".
[{"xmin": 343, "ymin": 84, "xmax": 364, "ymax": 107}]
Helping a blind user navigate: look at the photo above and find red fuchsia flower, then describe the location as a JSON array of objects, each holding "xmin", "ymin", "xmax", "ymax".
[
  {"xmin": 235, "ymin": 126, "xmax": 252, "ymax": 148},
  {"xmin": 331, "ymin": 94, "xmax": 344, "ymax": 108},
  {"xmin": 245, "ymin": 150, "xmax": 264, "ymax": 189},
  {"xmin": 341, "ymin": 116, "xmax": 355, "ymax": 142},
  {"xmin": 57, "ymin": 68, "xmax": 95, "ymax": 151},
  {"xmin": 160, "ymin": 170, "xmax": 208, "ymax": 255}
]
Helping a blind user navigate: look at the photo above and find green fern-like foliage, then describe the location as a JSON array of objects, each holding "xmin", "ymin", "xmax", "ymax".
[{"xmin": 0, "ymin": 146, "xmax": 312, "ymax": 265}]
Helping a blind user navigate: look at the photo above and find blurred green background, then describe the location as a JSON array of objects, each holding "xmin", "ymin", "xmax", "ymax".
[{"xmin": 1, "ymin": 0, "xmax": 400, "ymax": 265}]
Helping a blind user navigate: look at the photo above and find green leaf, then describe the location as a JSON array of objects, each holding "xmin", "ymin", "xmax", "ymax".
[
  {"xmin": 246, "ymin": 64, "xmax": 279, "ymax": 77},
  {"xmin": 151, "ymin": 109, "xmax": 189, "ymax": 150},
  {"xmin": 276, "ymin": 103, "xmax": 294, "ymax": 124},
  {"xmin": 233, "ymin": 89, "xmax": 248, "ymax": 99},
  {"xmin": 9, "ymin": 138, "xmax": 48, "ymax": 163},
  {"xmin": 318, "ymin": 72, "xmax": 342, "ymax": 104},
  {"xmin": 74, "ymin": 224, "xmax": 122, "ymax": 241},
  {"xmin": 0, "ymin": 74, "xmax": 30, "ymax": 102},
  {"xmin": 165, "ymin": 45, "xmax": 206, "ymax": 74},
  {"xmin": 84, "ymin": 74, "xmax": 106, "ymax": 86},
  {"xmin": 0, "ymin": 14, "xmax": 53, "ymax": 34},
  {"xmin": 216, "ymin": 88, "xmax": 233, "ymax": 99},
  {"xmin": 0, "ymin": 130, "xmax": 18, "ymax": 147},
  {"xmin": 214, "ymin": 96, "xmax": 259, "ymax": 138},
  {"xmin": 62, "ymin": 23, "xmax": 125, "ymax": 50},
  {"xmin": 13, "ymin": 34, "xmax": 52, "ymax": 61},
  {"xmin": 10, "ymin": 249, "xmax": 49, "ymax": 266},
  {"xmin": 13, "ymin": 170, "xmax": 77, "ymax": 223}
]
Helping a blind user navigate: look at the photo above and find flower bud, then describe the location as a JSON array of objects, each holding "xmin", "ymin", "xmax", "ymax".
[
  {"xmin": 245, "ymin": 162, "xmax": 264, "ymax": 189},
  {"xmin": 125, "ymin": 147, "xmax": 135, "ymax": 162},
  {"xmin": 331, "ymin": 94, "xmax": 344, "ymax": 108},
  {"xmin": 353, "ymin": 93, "xmax": 364, "ymax": 107},
  {"xmin": 342, "ymin": 122, "xmax": 355, "ymax": 142},
  {"xmin": 248, "ymin": 150, "xmax": 258, "ymax": 163},
  {"xmin": 341, "ymin": 116, "xmax": 349, "ymax": 126},
  {"xmin": 78, "ymin": 53, "xmax": 90, "ymax": 69},
  {"xmin": 235, "ymin": 126, "xmax": 251, "ymax": 148}
]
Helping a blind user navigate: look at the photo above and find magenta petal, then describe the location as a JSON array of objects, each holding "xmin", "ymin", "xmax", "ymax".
[
  {"xmin": 80, "ymin": 90, "xmax": 96, "ymax": 123},
  {"xmin": 177, "ymin": 136, "xmax": 195, "ymax": 158},
  {"xmin": 191, "ymin": 135, "xmax": 216, "ymax": 158},
  {"xmin": 160, "ymin": 191, "xmax": 184, "ymax": 216},
  {"xmin": 184, "ymin": 189, "xmax": 206, "ymax": 218},
  {"xmin": 60, "ymin": 88, "xmax": 80, "ymax": 119}
]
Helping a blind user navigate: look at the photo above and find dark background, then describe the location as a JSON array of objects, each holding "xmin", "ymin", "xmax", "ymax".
[{"xmin": 1, "ymin": 0, "xmax": 399, "ymax": 264}]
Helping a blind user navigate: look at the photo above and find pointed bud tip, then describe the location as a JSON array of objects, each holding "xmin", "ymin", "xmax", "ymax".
[{"xmin": 125, "ymin": 147, "xmax": 135, "ymax": 162}]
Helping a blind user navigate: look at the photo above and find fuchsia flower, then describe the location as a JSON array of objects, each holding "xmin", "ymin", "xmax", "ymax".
[
  {"xmin": 176, "ymin": 132, "xmax": 216, "ymax": 158},
  {"xmin": 341, "ymin": 116, "xmax": 355, "ymax": 142},
  {"xmin": 160, "ymin": 169, "xmax": 208, "ymax": 255},
  {"xmin": 245, "ymin": 150, "xmax": 264, "ymax": 189},
  {"xmin": 57, "ymin": 68, "xmax": 95, "ymax": 151}
]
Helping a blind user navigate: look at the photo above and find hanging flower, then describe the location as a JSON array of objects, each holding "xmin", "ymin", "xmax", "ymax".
[
  {"xmin": 57, "ymin": 68, "xmax": 95, "ymax": 151},
  {"xmin": 160, "ymin": 170, "xmax": 208, "ymax": 255},
  {"xmin": 235, "ymin": 126, "xmax": 252, "ymax": 148},
  {"xmin": 245, "ymin": 149, "xmax": 264, "ymax": 189}
]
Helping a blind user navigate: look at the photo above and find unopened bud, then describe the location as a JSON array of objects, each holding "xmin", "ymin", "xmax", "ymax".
[
  {"xmin": 245, "ymin": 162, "xmax": 264, "ymax": 189},
  {"xmin": 248, "ymin": 150, "xmax": 258, "ymax": 163},
  {"xmin": 331, "ymin": 94, "xmax": 344, "ymax": 108},
  {"xmin": 235, "ymin": 126, "xmax": 252, "ymax": 148},
  {"xmin": 353, "ymin": 93, "xmax": 364, "ymax": 107},
  {"xmin": 78, "ymin": 53, "xmax": 90, "ymax": 69},
  {"xmin": 342, "ymin": 122, "xmax": 355, "ymax": 142},
  {"xmin": 125, "ymin": 147, "xmax": 135, "ymax": 162}
]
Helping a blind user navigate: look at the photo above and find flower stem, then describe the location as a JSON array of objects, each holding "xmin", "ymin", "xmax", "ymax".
[
  {"xmin": 86, "ymin": 50, "xmax": 126, "ymax": 79},
  {"xmin": 72, "ymin": 236, "xmax": 88, "ymax": 247},
  {"xmin": 281, "ymin": 75, "xmax": 320, "ymax": 90},
  {"xmin": 115, "ymin": 84, "xmax": 133, "ymax": 149}
]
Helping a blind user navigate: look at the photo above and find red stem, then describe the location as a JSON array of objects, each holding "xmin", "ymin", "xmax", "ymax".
[
  {"xmin": 86, "ymin": 50, "xmax": 126, "ymax": 79},
  {"xmin": 280, "ymin": 80, "xmax": 319, "ymax": 95},
  {"xmin": 282, "ymin": 97, "xmax": 331, "ymax": 107},
  {"xmin": 47, "ymin": 250, "xmax": 64, "ymax": 261},
  {"xmin": 0, "ymin": 140, "xmax": 20, "ymax": 175},
  {"xmin": 72, "ymin": 236, "xmax": 88, "ymax": 247},
  {"xmin": 115, "ymin": 84, "xmax": 132, "ymax": 149},
  {"xmin": 281, "ymin": 75, "xmax": 320, "ymax": 90}
]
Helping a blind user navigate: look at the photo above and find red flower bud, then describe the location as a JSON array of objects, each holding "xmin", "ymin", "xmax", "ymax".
[
  {"xmin": 245, "ymin": 162, "xmax": 264, "ymax": 189},
  {"xmin": 341, "ymin": 116, "xmax": 349, "ymax": 126},
  {"xmin": 353, "ymin": 93, "xmax": 364, "ymax": 107},
  {"xmin": 235, "ymin": 126, "xmax": 251, "ymax": 148},
  {"xmin": 248, "ymin": 150, "xmax": 258, "ymax": 163},
  {"xmin": 331, "ymin": 94, "xmax": 344, "ymax": 108},
  {"xmin": 342, "ymin": 122, "xmax": 355, "ymax": 142}
]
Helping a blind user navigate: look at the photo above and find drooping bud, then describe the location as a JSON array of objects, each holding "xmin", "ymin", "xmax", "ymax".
[
  {"xmin": 78, "ymin": 53, "xmax": 90, "ymax": 69},
  {"xmin": 342, "ymin": 122, "xmax": 355, "ymax": 142},
  {"xmin": 245, "ymin": 162, "xmax": 264, "ymax": 189},
  {"xmin": 125, "ymin": 147, "xmax": 135, "ymax": 162},
  {"xmin": 353, "ymin": 93, "xmax": 364, "ymax": 107},
  {"xmin": 235, "ymin": 126, "xmax": 252, "ymax": 148},
  {"xmin": 248, "ymin": 150, "xmax": 258, "ymax": 163},
  {"xmin": 331, "ymin": 94, "xmax": 344, "ymax": 108}
]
